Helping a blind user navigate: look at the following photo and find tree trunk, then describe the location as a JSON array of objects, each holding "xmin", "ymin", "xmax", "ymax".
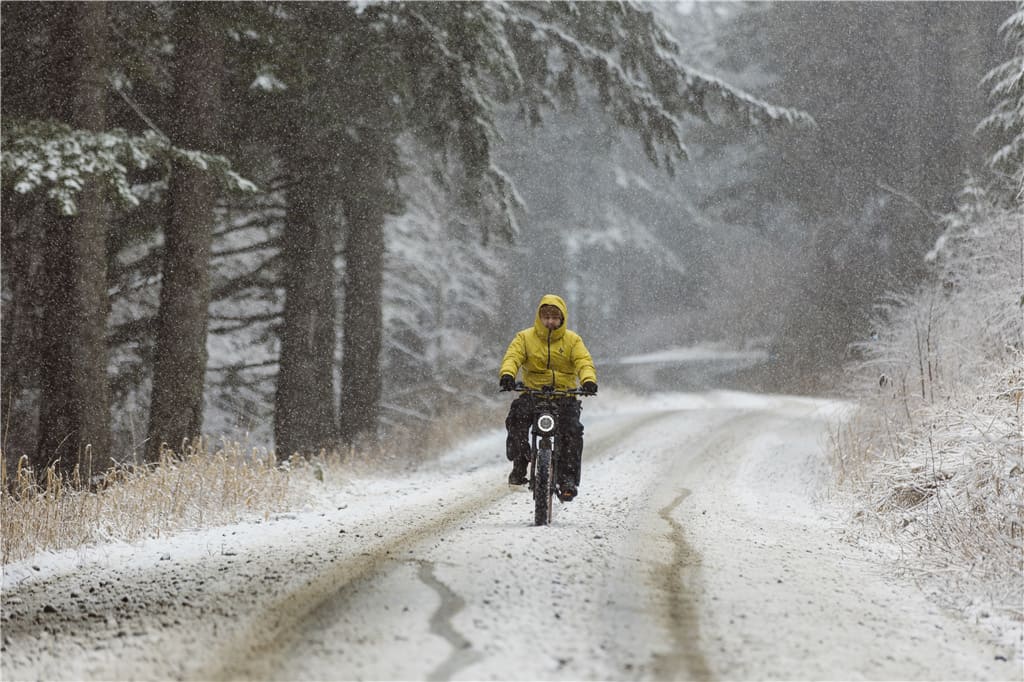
[
  {"xmin": 146, "ymin": 6, "xmax": 223, "ymax": 461},
  {"xmin": 338, "ymin": 136, "xmax": 388, "ymax": 446},
  {"xmin": 35, "ymin": 2, "xmax": 112, "ymax": 476},
  {"xmin": 273, "ymin": 145, "xmax": 339, "ymax": 458},
  {"xmin": 1, "ymin": 201, "xmax": 48, "ymax": 459}
]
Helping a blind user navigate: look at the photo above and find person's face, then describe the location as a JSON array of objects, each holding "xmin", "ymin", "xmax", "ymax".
[{"xmin": 539, "ymin": 307, "xmax": 562, "ymax": 330}]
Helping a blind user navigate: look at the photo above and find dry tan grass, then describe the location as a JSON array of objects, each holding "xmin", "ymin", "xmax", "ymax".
[
  {"xmin": 0, "ymin": 438, "xmax": 336, "ymax": 565},
  {"xmin": 381, "ymin": 400, "xmax": 507, "ymax": 466},
  {"xmin": 0, "ymin": 398, "xmax": 505, "ymax": 565}
]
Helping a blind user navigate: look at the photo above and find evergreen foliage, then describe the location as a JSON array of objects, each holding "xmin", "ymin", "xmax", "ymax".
[
  {"xmin": 0, "ymin": 1, "xmax": 833, "ymax": 463},
  {"xmin": 978, "ymin": 1, "xmax": 1024, "ymax": 196},
  {"xmin": 1, "ymin": 119, "xmax": 256, "ymax": 217}
]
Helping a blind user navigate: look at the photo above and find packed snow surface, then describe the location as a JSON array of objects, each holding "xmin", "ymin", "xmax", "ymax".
[{"xmin": 2, "ymin": 390, "xmax": 1019, "ymax": 681}]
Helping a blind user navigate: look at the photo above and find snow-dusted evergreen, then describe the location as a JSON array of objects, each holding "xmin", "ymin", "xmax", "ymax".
[
  {"xmin": 1, "ymin": 121, "xmax": 253, "ymax": 217},
  {"xmin": 977, "ymin": 1, "xmax": 1024, "ymax": 195},
  {"xmin": 2, "ymin": 1, "xmax": 816, "ymax": 463}
]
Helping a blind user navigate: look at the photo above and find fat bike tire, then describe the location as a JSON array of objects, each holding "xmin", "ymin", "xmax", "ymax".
[{"xmin": 533, "ymin": 446, "xmax": 553, "ymax": 526}]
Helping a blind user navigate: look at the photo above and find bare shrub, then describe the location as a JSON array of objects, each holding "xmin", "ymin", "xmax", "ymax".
[{"xmin": 834, "ymin": 194, "xmax": 1024, "ymax": 625}]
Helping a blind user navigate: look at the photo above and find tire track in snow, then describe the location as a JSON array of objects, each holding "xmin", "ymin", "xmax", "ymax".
[
  {"xmin": 417, "ymin": 560, "xmax": 482, "ymax": 681},
  {"xmin": 641, "ymin": 410, "xmax": 773, "ymax": 681},
  {"xmin": 203, "ymin": 409, "xmax": 673, "ymax": 680},
  {"xmin": 203, "ymin": 482, "xmax": 511, "ymax": 681},
  {"xmin": 653, "ymin": 488, "xmax": 712, "ymax": 681}
]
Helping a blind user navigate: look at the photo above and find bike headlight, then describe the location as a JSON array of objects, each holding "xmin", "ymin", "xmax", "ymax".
[{"xmin": 537, "ymin": 414, "xmax": 556, "ymax": 434}]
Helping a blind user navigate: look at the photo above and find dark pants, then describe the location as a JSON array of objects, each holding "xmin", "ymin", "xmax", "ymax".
[{"xmin": 505, "ymin": 394, "xmax": 584, "ymax": 486}]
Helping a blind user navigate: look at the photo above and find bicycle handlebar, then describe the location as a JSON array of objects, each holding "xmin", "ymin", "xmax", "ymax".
[{"xmin": 500, "ymin": 382, "xmax": 595, "ymax": 397}]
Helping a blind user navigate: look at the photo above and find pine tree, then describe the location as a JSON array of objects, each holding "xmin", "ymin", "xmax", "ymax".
[
  {"xmin": 265, "ymin": 1, "xmax": 810, "ymax": 449},
  {"xmin": 32, "ymin": 3, "xmax": 113, "ymax": 476},
  {"xmin": 1, "ymin": 2, "xmax": 255, "ymax": 470},
  {"xmin": 146, "ymin": 4, "xmax": 227, "ymax": 461},
  {"xmin": 978, "ymin": 1, "xmax": 1024, "ymax": 198}
]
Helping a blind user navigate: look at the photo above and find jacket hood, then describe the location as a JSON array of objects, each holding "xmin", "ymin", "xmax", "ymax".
[{"xmin": 534, "ymin": 294, "xmax": 568, "ymax": 340}]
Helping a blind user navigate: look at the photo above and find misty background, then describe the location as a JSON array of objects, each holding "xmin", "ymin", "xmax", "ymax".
[{"xmin": 1, "ymin": 1, "xmax": 1015, "ymax": 471}]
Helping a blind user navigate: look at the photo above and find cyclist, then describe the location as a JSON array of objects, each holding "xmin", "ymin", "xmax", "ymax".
[{"xmin": 498, "ymin": 294, "xmax": 597, "ymax": 501}]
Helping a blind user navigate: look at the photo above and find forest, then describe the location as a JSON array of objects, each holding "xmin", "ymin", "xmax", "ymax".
[{"xmin": 1, "ymin": 1, "xmax": 1019, "ymax": 477}]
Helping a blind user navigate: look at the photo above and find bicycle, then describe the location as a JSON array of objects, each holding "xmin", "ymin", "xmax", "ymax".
[{"xmin": 503, "ymin": 383, "xmax": 595, "ymax": 526}]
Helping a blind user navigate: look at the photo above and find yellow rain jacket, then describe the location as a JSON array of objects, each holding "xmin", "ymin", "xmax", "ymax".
[{"xmin": 499, "ymin": 294, "xmax": 597, "ymax": 392}]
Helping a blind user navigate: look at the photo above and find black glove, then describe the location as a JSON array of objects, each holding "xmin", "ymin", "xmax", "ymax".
[
  {"xmin": 500, "ymin": 375, "xmax": 516, "ymax": 391},
  {"xmin": 581, "ymin": 381, "xmax": 598, "ymax": 395}
]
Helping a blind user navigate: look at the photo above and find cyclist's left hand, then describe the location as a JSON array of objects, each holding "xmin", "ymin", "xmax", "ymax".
[{"xmin": 581, "ymin": 381, "xmax": 597, "ymax": 395}]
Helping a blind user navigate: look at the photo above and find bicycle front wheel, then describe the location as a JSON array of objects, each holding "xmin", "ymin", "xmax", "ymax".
[{"xmin": 533, "ymin": 446, "xmax": 553, "ymax": 526}]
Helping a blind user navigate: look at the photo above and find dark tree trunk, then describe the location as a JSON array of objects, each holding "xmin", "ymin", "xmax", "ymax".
[
  {"xmin": 146, "ymin": 5, "xmax": 223, "ymax": 461},
  {"xmin": 273, "ymin": 145, "xmax": 339, "ymax": 458},
  {"xmin": 35, "ymin": 3, "xmax": 112, "ymax": 476},
  {"xmin": 1, "ymin": 201, "xmax": 48, "ymax": 459},
  {"xmin": 338, "ymin": 136, "xmax": 388, "ymax": 446}
]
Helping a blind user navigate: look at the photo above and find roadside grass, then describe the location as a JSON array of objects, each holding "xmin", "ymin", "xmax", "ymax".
[
  {"xmin": 383, "ymin": 399, "xmax": 507, "ymax": 465},
  {"xmin": 0, "ymin": 398, "xmax": 509, "ymax": 566},
  {"xmin": 832, "ymin": 197, "xmax": 1024, "ymax": 626},
  {"xmin": 0, "ymin": 440, "xmax": 336, "ymax": 565}
]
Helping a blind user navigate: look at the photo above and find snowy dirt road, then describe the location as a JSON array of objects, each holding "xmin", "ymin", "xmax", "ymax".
[{"xmin": 2, "ymin": 391, "xmax": 1019, "ymax": 681}]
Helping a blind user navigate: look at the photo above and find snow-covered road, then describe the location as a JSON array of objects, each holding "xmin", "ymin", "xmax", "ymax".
[{"xmin": 2, "ymin": 391, "xmax": 1018, "ymax": 681}]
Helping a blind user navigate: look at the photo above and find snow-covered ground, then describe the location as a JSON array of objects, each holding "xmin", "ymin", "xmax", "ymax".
[
  {"xmin": 2, "ymin": 390, "xmax": 1020, "ymax": 681},
  {"xmin": 613, "ymin": 345, "xmax": 769, "ymax": 366}
]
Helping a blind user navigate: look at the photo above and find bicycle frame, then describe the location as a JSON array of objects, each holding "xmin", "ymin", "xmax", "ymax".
[{"xmin": 506, "ymin": 383, "xmax": 593, "ymax": 525}]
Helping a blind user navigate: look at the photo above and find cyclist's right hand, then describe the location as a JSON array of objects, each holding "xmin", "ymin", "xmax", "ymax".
[{"xmin": 499, "ymin": 374, "xmax": 516, "ymax": 391}]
